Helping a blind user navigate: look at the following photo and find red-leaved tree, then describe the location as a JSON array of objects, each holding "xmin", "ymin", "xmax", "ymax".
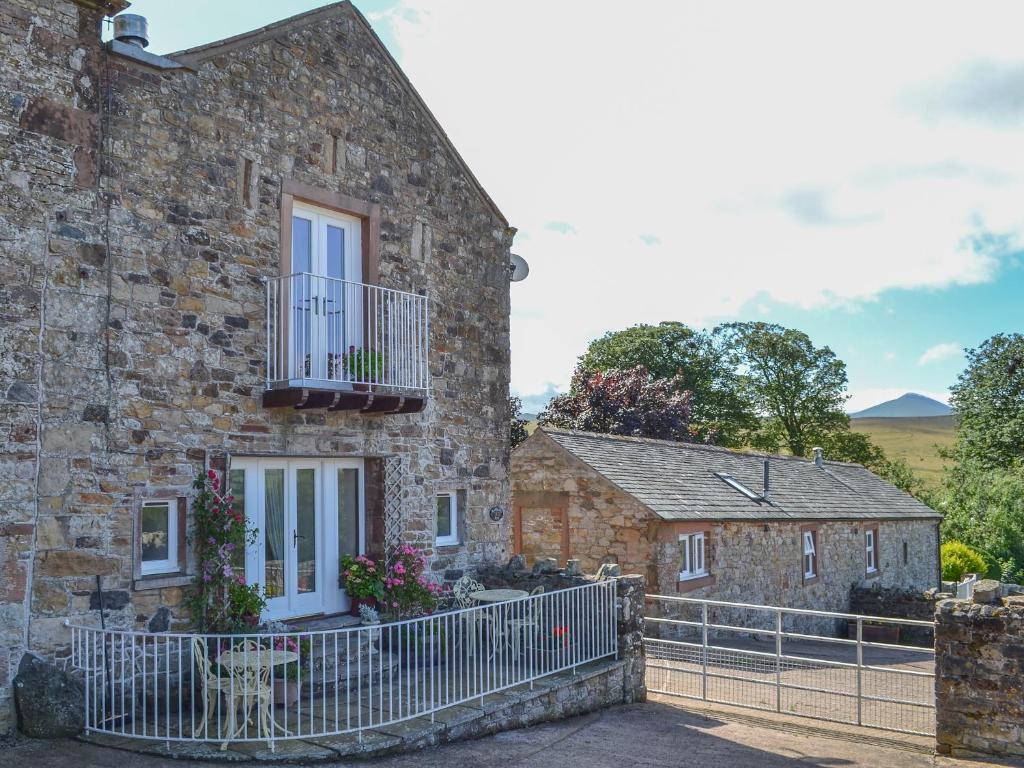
[{"xmin": 538, "ymin": 365, "xmax": 708, "ymax": 443}]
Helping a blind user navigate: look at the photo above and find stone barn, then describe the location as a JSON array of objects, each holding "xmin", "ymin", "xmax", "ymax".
[{"xmin": 512, "ymin": 429, "xmax": 941, "ymax": 609}]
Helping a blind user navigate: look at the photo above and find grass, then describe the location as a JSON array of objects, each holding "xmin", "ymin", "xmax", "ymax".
[{"xmin": 850, "ymin": 415, "xmax": 957, "ymax": 488}]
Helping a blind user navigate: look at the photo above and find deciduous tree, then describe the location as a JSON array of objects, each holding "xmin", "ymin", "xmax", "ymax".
[
  {"xmin": 539, "ymin": 365, "xmax": 704, "ymax": 443},
  {"xmin": 578, "ymin": 322, "xmax": 752, "ymax": 445}
]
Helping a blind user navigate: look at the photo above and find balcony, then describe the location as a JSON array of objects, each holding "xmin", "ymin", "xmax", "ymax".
[{"xmin": 263, "ymin": 274, "xmax": 429, "ymax": 414}]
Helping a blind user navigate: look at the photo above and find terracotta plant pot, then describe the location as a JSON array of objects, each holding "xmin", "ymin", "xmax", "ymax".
[
  {"xmin": 273, "ymin": 679, "xmax": 299, "ymax": 707},
  {"xmin": 349, "ymin": 596, "xmax": 377, "ymax": 616}
]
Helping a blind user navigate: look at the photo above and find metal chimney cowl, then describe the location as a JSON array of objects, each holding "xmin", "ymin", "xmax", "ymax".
[
  {"xmin": 113, "ymin": 13, "xmax": 149, "ymax": 48},
  {"xmin": 813, "ymin": 447, "xmax": 824, "ymax": 468}
]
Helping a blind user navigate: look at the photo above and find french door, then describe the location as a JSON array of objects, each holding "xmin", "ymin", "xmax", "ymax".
[
  {"xmin": 288, "ymin": 202, "xmax": 363, "ymax": 383},
  {"xmin": 231, "ymin": 457, "xmax": 365, "ymax": 621}
]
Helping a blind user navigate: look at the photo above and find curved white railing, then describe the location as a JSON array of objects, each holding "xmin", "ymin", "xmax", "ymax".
[{"xmin": 69, "ymin": 580, "xmax": 617, "ymax": 748}]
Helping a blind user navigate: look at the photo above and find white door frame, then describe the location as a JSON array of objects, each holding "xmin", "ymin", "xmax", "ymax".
[
  {"xmin": 236, "ymin": 457, "xmax": 366, "ymax": 621},
  {"xmin": 289, "ymin": 202, "xmax": 362, "ymax": 384}
]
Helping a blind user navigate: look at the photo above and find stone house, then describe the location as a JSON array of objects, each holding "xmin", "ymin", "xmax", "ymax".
[
  {"xmin": 513, "ymin": 429, "xmax": 942, "ymax": 612},
  {"xmin": 0, "ymin": 0, "xmax": 516, "ymax": 732}
]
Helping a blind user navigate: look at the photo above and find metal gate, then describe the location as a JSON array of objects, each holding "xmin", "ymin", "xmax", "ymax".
[{"xmin": 644, "ymin": 595, "xmax": 935, "ymax": 736}]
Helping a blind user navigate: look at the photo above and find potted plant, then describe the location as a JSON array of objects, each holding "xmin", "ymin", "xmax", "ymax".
[
  {"xmin": 342, "ymin": 345, "xmax": 383, "ymax": 391},
  {"xmin": 536, "ymin": 624, "xmax": 572, "ymax": 665},
  {"xmin": 340, "ymin": 554, "xmax": 384, "ymax": 616},
  {"xmin": 269, "ymin": 635, "xmax": 310, "ymax": 707}
]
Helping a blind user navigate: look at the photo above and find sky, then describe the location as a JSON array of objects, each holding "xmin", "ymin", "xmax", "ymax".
[{"xmin": 116, "ymin": 0, "xmax": 1024, "ymax": 415}]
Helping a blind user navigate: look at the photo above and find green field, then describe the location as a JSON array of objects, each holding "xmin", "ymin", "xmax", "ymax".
[{"xmin": 850, "ymin": 415, "xmax": 957, "ymax": 488}]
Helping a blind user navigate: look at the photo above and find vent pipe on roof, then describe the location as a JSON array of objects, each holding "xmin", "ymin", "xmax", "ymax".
[
  {"xmin": 113, "ymin": 14, "xmax": 149, "ymax": 48},
  {"xmin": 813, "ymin": 447, "xmax": 824, "ymax": 468},
  {"xmin": 762, "ymin": 459, "xmax": 770, "ymax": 498}
]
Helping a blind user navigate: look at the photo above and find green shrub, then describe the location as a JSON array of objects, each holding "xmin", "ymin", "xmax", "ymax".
[{"xmin": 941, "ymin": 541, "xmax": 988, "ymax": 582}]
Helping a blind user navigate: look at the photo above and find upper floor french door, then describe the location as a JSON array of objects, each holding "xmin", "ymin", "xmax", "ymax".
[{"xmin": 288, "ymin": 202, "xmax": 363, "ymax": 383}]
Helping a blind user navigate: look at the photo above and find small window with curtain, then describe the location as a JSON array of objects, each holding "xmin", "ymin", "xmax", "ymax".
[
  {"xmin": 140, "ymin": 500, "xmax": 179, "ymax": 575},
  {"xmin": 802, "ymin": 529, "xmax": 818, "ymax": 581},
  {"xmin": 436, "ymin": 492, "xmax": 459, "ymax": 546},
  {"xmin": 679, "ymin": 532, "xmax": 707, "ymax": 581}
]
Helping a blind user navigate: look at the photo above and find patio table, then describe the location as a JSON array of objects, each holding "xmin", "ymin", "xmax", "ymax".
[
  {"xmin": 469, "ymin": 589, "xmax": 530, "ymax": 656},
  {"xmin": 216, "ymin": 647, "xmax": 299, "ymax": 742}
]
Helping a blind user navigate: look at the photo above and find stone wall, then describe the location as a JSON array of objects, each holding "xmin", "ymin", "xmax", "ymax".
[
  {"xmin": 935, "ymin": 591, "xmax": 1024, "ymax": 759},
  {"xmin": 0, "ymin": 0, "xmax": 514, "ymax": 732},
  {"xmin": 512, "ymin": 432, "xmax": 657, "ymax": 581},
  {"xmin": 849, "ymin": 585, "xmax": 944, "ymax": 646}
]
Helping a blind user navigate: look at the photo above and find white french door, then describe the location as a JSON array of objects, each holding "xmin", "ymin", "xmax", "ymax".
[
  {"xmin": 289, "ymin": 202, "xmax": 362, "ymax": 383},
  {"xmin": 231, "ymin": 457, "xmax": 365, "ymax": 621}
]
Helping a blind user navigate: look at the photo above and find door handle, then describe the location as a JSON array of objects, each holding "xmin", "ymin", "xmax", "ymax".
[{"xmin": 292, "ymin": 530, "xmax": 306, "ymax": 547}]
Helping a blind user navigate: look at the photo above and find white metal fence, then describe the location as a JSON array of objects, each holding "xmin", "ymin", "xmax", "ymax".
[
  {"xmin": 266, "ymin": 273, "xmax": 429, "ymax": 392},
  {"xmin": 644, "ymin": 595, "xmax": 935, "ymax": 736},
  {"xmin": 69, "ymin": 581, "xmax": 617, "ymax": 749}
]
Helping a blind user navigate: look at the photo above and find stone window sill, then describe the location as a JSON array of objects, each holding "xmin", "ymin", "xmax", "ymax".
[
  {"xmin": 436, "ymin": 543, "xmax": 463, "ymax": 554},
  {"xmin": 802, "ymin": 574, "xmax": 820, "ymax": 586},
  {"xmin": 134, "ymin": 573, "xmax": 190, "ymax": 592},
  {"xmin": 677, "ymin": 574, "xmax": 715, "ymax": 593},
  {"xmin": 865, "ymin": 568, "xmax": 882, "ymax": 580}
]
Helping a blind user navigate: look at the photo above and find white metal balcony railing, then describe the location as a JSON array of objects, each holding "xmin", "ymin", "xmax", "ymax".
[
  {"xmin": 68, "ymin": 581, "xmax": 617, "ymax": 750},
  {"xmin": 266, "ymin": 273, "xmax": 429, "ymax": 393}
]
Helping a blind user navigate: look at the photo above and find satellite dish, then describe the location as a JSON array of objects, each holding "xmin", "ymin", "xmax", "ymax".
[{"xmin": 509, "ymin": 253, "xmax": 530, "ymax": 282}]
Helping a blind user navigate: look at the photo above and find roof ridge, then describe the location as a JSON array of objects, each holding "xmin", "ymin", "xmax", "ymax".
[{"xmin": 536, "ymin": 426, "xmax": 864, "ymax": 468}]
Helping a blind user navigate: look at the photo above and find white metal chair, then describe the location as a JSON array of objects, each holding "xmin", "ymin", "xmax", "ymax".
[
  {"xmin": 452, "ymin": 576, "xmax": 489, "ymax": 658},
  {"xmin": 192, "ymin": 638, "xmax": 274, "ymax": 748},
  {"xmin": 192, "ymin": 637, "xmax": 239, "ymax": 740},
  {"xmin": 507, "ymin": 586, "xmax": 544, "ymax": 656}
]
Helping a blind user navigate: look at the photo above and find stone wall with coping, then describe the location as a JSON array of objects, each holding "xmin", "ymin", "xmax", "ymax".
[
  {"xmin": 935, "ymin": 591, "xmax": 1024, "ymax": 759},
  {"xmin": 0, "ymin": 0, "xmax": 514, "ymax": 733}
]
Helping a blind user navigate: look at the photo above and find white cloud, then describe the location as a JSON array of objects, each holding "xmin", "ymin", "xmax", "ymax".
[
  {"xmin": 376, "ymin": 1, "xmax": 1024, "ymax": 396},
  {"xmin": 918, "ymin": 342, "xmax": 964, "ymax": 365}
]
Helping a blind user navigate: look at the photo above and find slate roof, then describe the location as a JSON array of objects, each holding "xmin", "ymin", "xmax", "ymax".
[{"xmin": 537, "ymin": 428, "xmax": 941, "ymax": 522}]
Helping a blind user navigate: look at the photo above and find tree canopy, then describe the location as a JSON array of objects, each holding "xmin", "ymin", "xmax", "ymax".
[
  {"xmin": 577, "ymin": 322, "xmax": 752, "ymax": 445},
  {"xmin": 509, "ymin": 395, "xmax": 529, "ymax": 450},
  {"xmin": 715, "ymin": 321, "xmax": 849, "ymax": 457},
  {"xmin": 539, "ymin": 365, "xmax": 703, "ymax": 443},
  {"xmin": 948, "ymin": 333, "xmax": 1024, "ymax": 470}
]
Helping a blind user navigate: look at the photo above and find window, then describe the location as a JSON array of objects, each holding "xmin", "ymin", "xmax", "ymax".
[
  {"xmin": 679, "ymin": 532, "xmax": 707, "ymax": 580},
  {"xmin": 140, "ymin": 500, "xmax": 178, "ymax": 575},
  {"xmin": 714, "ymin": 472, "xmax": 763, "ymax": 501},
  {"xmin": 802, "ymin": 529, "xmax": 817, "ymax": 581},
  {"xmin": 436, "ymin": 493, "xmax": 459, "ymax": 546},
  {"xmin": 865, "ymin": 528, "xmax": 878, "ymax": 574}
]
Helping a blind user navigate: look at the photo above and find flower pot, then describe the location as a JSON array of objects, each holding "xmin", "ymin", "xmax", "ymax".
[
  {"xmin": 349, "ymin": 596, "xmax": 378, "ymax": 616},
  {"xmin": 273, "ymin": 679, "xmax": 299, "ymax": 707}
]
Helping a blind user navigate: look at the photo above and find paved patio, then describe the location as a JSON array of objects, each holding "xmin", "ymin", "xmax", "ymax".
[{"xmin": 7, "ymin": 696, "xmax": 1022, "ymax": 767}]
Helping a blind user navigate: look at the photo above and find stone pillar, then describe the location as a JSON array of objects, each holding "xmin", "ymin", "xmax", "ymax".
[
  {"xmin": 615, "ymin": 574, "xmax": 646, "ymax": 704},
  {"xmin": 935, "ymin": 593, "xmax": 1024, "ymax": 758}
]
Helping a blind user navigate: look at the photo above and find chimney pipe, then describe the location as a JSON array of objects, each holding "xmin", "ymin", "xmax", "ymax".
[
  {"xmin": 113, "ymin": 14, "xmax": 149, "ymax": 48},
  {"xmin": 813, "ymin": 447, "xmax": 824, "ymax": 468},
  {"xmin": 762, "ymin": 459, "xmax": 770, "ymax": 498}
]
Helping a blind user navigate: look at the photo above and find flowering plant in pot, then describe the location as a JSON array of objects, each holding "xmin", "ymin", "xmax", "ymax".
[
  {"xmin": 381, "ymin": 545, "xmax": 443, "ymax": 619},
  {"xmin": 340, "ymin": 554, "xmax": 384, "ymax": 615},
  {"xmin": 267, "ymin": 634, "xmax": 311, "ymax": 707},
  {"xmin": 184, "ymin": 470, "xmax": 265, "ymax": 633}
]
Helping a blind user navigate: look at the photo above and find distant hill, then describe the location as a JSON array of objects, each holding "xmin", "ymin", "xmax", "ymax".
[{"xmin": 851, "ymin": 393, "xmax": 951, "ymax": 419}]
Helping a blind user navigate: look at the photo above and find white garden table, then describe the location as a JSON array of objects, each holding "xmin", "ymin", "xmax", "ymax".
[{"xmin": 469, "ymin": 589, "xmax": 530, "ymax": 656}]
